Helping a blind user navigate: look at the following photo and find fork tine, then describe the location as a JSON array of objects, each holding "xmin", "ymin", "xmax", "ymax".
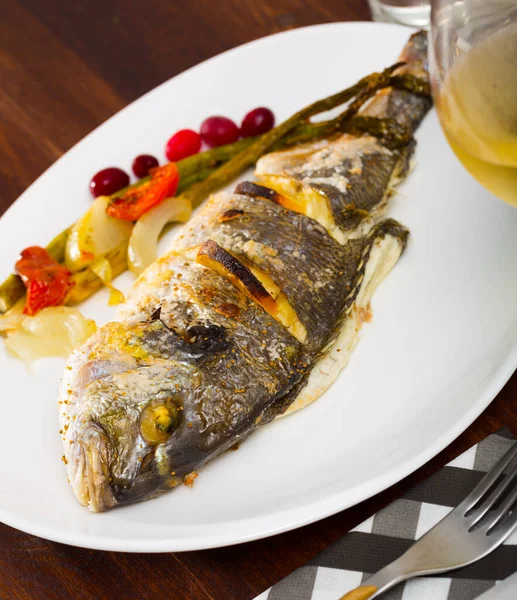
[
  {"xmin": 459, "ymin": 444, "xmax": 517, "ymax": 514},
  {"xmin": 489, "ymin": 504, "xmax": 517, "ymax": 539},
  {"xmin": 481, "ymin": 482, "xmax": 517, "ymax": 533},
  {"xmin": 468, "ymin": 456, "xmax": 517, "ymax": 527}
]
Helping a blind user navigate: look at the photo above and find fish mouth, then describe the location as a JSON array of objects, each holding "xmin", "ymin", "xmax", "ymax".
[{"xmin": 70, "ymin": 426, "xmax": 117, "ymax": 512}]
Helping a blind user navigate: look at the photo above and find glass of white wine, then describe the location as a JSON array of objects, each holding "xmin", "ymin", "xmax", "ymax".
[{"xmin": 430, "ymin": 0, "xmax": 517, "ymax": 205}]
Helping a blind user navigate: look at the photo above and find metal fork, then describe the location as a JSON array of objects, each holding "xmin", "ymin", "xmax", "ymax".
[{"xmin": 340, "ymin": 443, "xmax": 517, "ymax": 600}]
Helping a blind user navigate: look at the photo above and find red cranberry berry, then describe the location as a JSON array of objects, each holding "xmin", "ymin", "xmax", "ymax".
[
  {"xmin": 200, "ymin": 116, "xmax": 239, "ymax": 147},
  {"xmin": 90, "ymin": 167, "xmax": 130, "ymax": 197},
  {"xmin": 241, "ymin": 107, "xmax": 275, "ymax": 137},
  {"xmin": 132, "ymin": 154, "xmax": 159, "ymax": 178}
]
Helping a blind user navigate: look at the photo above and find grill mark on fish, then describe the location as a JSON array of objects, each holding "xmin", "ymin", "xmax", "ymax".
[
  {"xmin": 218, "ymin": 209, "xmax": 246, "ymax": 222},
  {"xmin": 234, "ymin": 181, "xmax": 284, "ymax": 203},
  {"xmin": 197, "ymin": 240, "xmax": 276, "ymax": 314}
]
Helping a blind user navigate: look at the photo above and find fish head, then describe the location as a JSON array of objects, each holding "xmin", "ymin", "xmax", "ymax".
[{"xmin": 61, "ymin": 316, "xmax": 228, "ymax": 511}]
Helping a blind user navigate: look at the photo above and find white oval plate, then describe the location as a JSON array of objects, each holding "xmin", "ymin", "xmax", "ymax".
[{"xmin": 2, "ymin": 22, "xmax": 517, "ymax": 553}]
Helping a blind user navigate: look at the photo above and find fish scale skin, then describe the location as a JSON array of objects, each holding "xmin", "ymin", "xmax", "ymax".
[{"xmin": 59, "ymin": 31, "xmax": 430, "ymax": 511}]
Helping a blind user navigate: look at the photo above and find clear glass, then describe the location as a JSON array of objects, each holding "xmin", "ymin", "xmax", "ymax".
[
  {"xmin": 368, "ymin": 0, "xmax": 430, "ymax": 27},
  {"xmin": 430, "ymin": 0, "xmax": 517, "ymax": 205}
]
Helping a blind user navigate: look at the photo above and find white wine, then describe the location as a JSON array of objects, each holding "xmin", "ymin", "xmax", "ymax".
[{"xmin": 437, "ymin": 23, "xmax": 517, "ymax": 205}]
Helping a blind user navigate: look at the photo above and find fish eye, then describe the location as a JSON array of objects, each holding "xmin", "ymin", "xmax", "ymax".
[{"xmin": 140, "ymin": 399, "xmax": 180, "ymax": 445}]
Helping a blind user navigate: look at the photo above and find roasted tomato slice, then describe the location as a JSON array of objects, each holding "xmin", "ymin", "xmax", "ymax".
[
  {"xmin": 15, "ymin": 246, "xmax": 73, "ymax": 315},
  {"xmin": 106, "ymin": 162, "xmax": 180, "ymax": 221}
]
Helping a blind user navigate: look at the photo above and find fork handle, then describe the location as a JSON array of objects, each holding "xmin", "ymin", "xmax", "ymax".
[
  {"xmin": 339, "ymin": 586, "xmax": 377, "ymax": 599},
  {"xmin": 339, "ymin": 563, "xmax": 409, "ymax": 599}
]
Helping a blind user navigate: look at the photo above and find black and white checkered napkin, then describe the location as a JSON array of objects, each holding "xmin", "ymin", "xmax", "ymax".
[{"xmin": 256, "ymin": 429, "xmax": 517, "ymax": 600}]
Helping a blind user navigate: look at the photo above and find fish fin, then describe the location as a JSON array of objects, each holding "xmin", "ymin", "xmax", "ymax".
[{"xmin": 277, "ymin": 218, "xmax": 409, "ymax": 417}]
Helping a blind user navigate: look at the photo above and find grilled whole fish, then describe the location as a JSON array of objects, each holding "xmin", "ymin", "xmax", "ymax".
[{"xmin": 59, "ymin": 32, "xmax": 430, "ymax": 511}]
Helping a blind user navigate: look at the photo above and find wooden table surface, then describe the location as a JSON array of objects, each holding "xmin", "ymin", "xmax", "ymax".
[{"xmin": 1, "ymin": 1, "xmax": 515, "ymax": 599}]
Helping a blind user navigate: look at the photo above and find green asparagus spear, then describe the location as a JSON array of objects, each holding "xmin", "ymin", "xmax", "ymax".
[
  {"xmin": 46, "ymin": 228, "xmax": 72, "ymax": 262},
  {"xmin": 66, "ymin": 242, "xmax": 129, "ymax": 305},
  {"xmin": 341, "ymin": 116, "xmax": 413, "ymax": 148},
  {"xmin": 391, "ymin": 73, "xmax": 431, "ymax": 97},
  {"xmin": 0, "ymin": 276, "xmax": 24, "ymax": 314}
]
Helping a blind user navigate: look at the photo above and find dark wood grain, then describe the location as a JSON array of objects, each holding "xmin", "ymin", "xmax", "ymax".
[{"xmin": 0, "ymin": 1, "xmax": 515, "ymax": 599}]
